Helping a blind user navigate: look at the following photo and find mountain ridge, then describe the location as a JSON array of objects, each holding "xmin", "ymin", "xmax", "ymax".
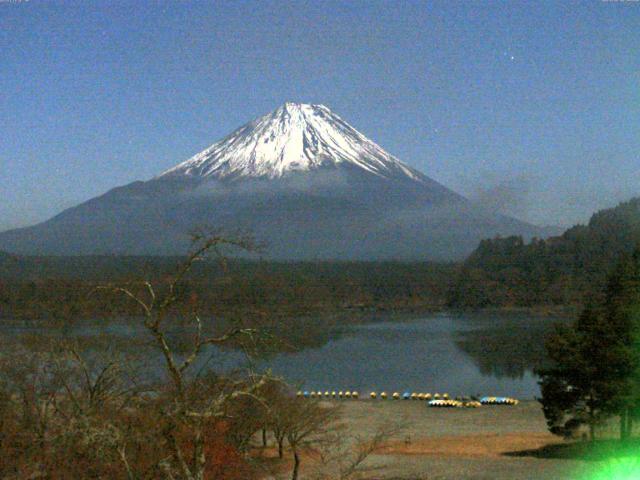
[{"xmin": 0, "ymin": 102, "xmax": 550, "ymax": 260}]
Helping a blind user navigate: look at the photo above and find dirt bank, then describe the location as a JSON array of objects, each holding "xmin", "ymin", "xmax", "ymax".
[{"xmin": 325, "ymin": 400, "xmax": 591, "ymax": 479}]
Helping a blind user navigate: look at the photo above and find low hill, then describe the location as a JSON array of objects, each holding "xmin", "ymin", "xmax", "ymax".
[{"xmin": 447, "ymin": 197, "xmax": 640, "ymax": 309}]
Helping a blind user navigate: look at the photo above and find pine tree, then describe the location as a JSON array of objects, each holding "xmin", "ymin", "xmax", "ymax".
[
  {"xmin": 538, "ymin": 307, "xmax": 606, "ymax": 439},
  {"xmin": 600, "ymin": 247, "xmax": 640, "ymax": 438},
  {"xmin": 538, "ymin": 244, "xmax": 640, "ymax": 440}
]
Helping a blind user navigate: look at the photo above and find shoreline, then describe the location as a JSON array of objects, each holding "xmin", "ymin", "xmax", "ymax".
[
  {"xmin": 286, "ymin": 399, "xmax": 589, "ymax": 480},
  {"xmin": 0, "ymin": 303, "xmax": 577, "ymax": 325}
]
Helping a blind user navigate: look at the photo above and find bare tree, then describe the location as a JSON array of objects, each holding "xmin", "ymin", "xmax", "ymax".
[
  {"xmin": 95, "ymin": 233, "xmax": 270, "ymax": 480},
  {"xmin": 1, "ymin": 232, "xmax": 349, "ymax": 479},
  {"xmin": 283, "ymin": 399, "xmax": 339, "ymax": 480},
  {"xmin": 0, "ymin": 347, "xmax": 59, "ymax": 451},
  {"xmin": 0, "ymin": 339, "xmax": 153, "ymax": 479},
  {"xmin": 310, "ymin": 420, "xmax": 405, "ymax": 480},
  {"xmin": 259, "ymin": 379, "xmax": 294, "ymax": 459}
]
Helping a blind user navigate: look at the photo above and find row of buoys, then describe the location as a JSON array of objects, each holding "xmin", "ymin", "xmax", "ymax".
[
  {"xmin": 480, "ymin": 396, "xmax": 519, "ymax": 405},
  {"xmin": 297, "ymin": 390, "xmax": 360, "ymax": 399},
  {"xmin": 428, "ymin": 399, "xmax": 463, "ymax": 408},
  {"xmin": 297, "ymin": 391, "xmax": 453, "ymax": 400},
  {"xmin": 428, "ymin": 399, "xmax": 482, "ymax": 408},
  {"xmin": 371, "ymin": 392, "xmax": 451, "ymax": 400},
  {"xmin": 295, "ymin": 391, "xmax": 518, "ymax": 406}
]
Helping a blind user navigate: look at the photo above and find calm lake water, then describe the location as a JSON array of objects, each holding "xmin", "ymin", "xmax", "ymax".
[
  {"xmin": 2, "ymin": 312, "xmax": 563, "ymax": 400},
  {"xmin": 256, "ymin": 313, "xmax": 560, "ymax": 399}
]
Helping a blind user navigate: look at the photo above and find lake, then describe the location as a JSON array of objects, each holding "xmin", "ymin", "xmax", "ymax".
[
  {"xmin": 1, "ymin": 312, "xmax": 563, "ymax": 400},
  {"xmin": 256, "ymin": 312, "xmax": 561, "ymax": 399}
]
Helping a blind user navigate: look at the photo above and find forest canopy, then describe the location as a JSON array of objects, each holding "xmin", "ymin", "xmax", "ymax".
[{"xmin": 447, "ymin": 198, "xmax": 640, "ymax": 309}]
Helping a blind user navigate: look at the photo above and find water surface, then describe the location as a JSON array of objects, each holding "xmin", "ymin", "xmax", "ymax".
[
  {"xmin": 1, "ymin": 312, "xmax": 562, "ymax": 399},
  {"xmin": 258, "ymin": 312, "xmax": 559, "ymax": 399}
]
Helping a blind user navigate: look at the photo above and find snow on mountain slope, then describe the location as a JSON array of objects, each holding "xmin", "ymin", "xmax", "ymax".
[
  {"xmin": 0, "ymin": 101, "xmax": 550, "ymax": 259},
  {"xmin": 160, "ymin": 102, "xmax": 426, "ymax": 182}
]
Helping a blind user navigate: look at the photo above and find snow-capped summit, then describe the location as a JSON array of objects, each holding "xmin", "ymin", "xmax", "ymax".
[
  {"xmin": 0, "ymin": 102, "xmax": 548, "ymax": 260},
  {"xmin": 160, "ymin": 102, "xmax": 425, "ymax": 182}
]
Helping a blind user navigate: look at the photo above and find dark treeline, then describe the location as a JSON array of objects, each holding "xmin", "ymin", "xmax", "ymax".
[
  {"xmin": 0, "ymin": 254, "xmax": 455, "ymax": 321},
  {"xmin": 448, "ymin": 197, "xmax": 640, "ymax": 309}
]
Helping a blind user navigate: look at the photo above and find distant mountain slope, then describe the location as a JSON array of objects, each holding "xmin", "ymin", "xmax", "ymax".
[
  {"xmin": 0, "ymin": 103, "xmax": 548, "ymax": 260},
  {"xmin": 447, "ymin": 197, "xmax": 640, "ymax": 308}
]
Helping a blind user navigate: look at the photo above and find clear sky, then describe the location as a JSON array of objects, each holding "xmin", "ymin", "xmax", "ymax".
[{"xmin": 1, "ymin": 0, "xmax": 638, "ymax": 230}]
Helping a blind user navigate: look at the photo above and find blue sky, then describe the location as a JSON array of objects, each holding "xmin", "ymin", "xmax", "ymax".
[{"xmin": 1, "ymin": 0, "xmax": 638, "ymax": 230}]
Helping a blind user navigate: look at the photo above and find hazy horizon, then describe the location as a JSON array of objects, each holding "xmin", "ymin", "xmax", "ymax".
[{"xmin": 2, "ymin": 1, "xmax": 639, "ymax": 231}]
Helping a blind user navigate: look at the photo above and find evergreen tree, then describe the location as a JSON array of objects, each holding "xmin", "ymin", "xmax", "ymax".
[
  {"xmin": 538, "ymin": 245, "xmax": 640, "ymax": 440},
  {"xmin": 538, "ymin": 307, "xmax": 606, "ymax": 439},
  {"xmin": 600, "ymin": 247, "xmax": 640, "ymax": 438}
]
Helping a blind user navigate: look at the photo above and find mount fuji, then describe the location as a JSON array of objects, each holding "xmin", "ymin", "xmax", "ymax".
[
  {"xmin": 161, "ymin": 102, "xmax": 432, "ymax": 183},
  {"xmin": 0, "ymin": 103, "xmax": 548, "ymax": 260}
]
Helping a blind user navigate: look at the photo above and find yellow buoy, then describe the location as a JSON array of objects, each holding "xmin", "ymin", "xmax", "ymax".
[
  {"xmin": 331, "ymin": 391, "xmax": 337, "ymax": 398},
  {"xmin": 324, "ymin": 391, "xmax": 330, "ymax": 397},
  {"xmin": 338, "ymin": 391, "xmax": 344, "ymax": 398},
  {"xmin": 352, "ymin": 391, "xmax": 359, "ymax": 399},
  {"xmin": 345, "ymin": 391, "xmax": 351, "ymax": 398},
  {"xmin": 392, "ymin": 392, "xmax": 400, "ymax": 400},
  {"xmin": 380, "ymin": 391, "xmax": 388, "ymax": 399},
  {"xmin": 370, "ymin": 392, "xmax": 377, "ymax": 399}
]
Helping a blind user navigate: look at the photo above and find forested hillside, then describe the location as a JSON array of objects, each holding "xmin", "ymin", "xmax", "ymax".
[
  {"xmin": 448, "ymin": 198, "xmax": 640, "ymax": 309},
  {"xmin": 0, "ymin": 256, "xmax": 455, "ymax": 320}
]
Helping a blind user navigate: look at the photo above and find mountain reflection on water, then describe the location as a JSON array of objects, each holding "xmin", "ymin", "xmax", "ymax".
[
  {"xmin": 258, "ymin": 313, "xmax": 563, "ymax": 399},
  {"xmin": 452, "ymin": 315, "xmax": 553, "ymax": 380}
]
